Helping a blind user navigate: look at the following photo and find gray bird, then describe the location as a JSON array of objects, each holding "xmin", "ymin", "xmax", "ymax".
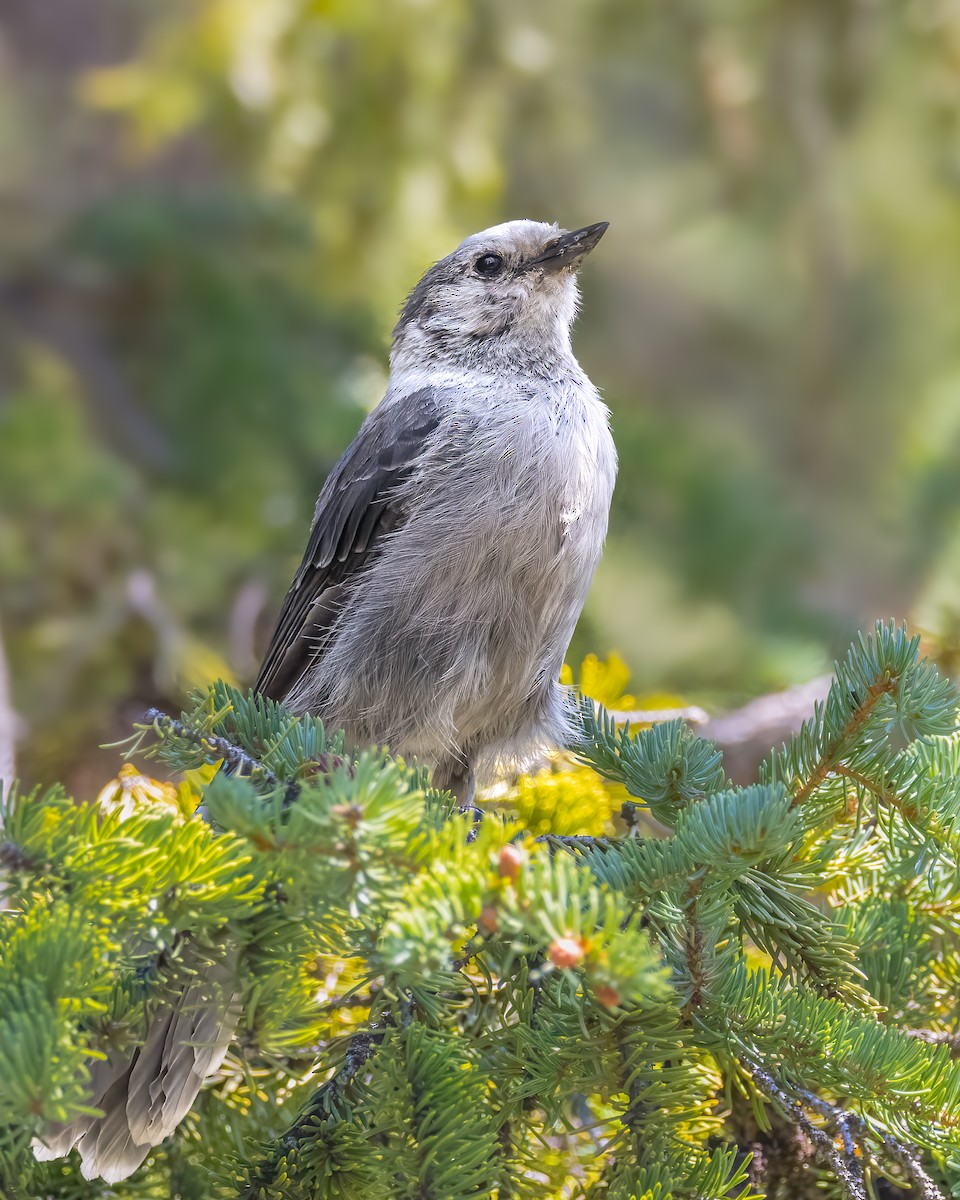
[
  {"xmin": 31, "ymin": 219, "xmax": 615, "ymax": 1182},
  {"xmin": 256, "ymin": 218, "xmax": 617, "ymax": 802}
]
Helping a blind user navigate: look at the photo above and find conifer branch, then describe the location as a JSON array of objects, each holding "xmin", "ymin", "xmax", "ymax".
[
  {"xmin": 681, "ymin": 877, "xmax": 707, "ymax": 1020},
  {"xmin": 746, "ymin": 1059, "xmax": 868, "ymax": 1200},
  {"xmin": 877, "ymin": 1129, "xmax": 945, "ymax": 1200},
  {"xmin": 240, "ymin": 1020, "xmax": 389, "ymax": 1197},
  {"xmin": 142, "ymin": 706, "xmax": 279, "ymax": 785},
  {"xmin": 8, "ymin": 632, "xmax": 960, "ymax": 1198},
  {"xmin": 834, "ymin": 763, "xmax": 896, "ymax": 804},
  {"xmin": 797, "ymin": 1085, "xmax": 945, "ymax": 1200},
  {"xmin": 614, "ymin": 1024, "xmax": 652, "ymax": 1140},
  {"xmin": 791, "ymin": 679, "xmax": 896, "ymax": 808},
  {"xmin": 746, "ymin": 1058, "xmax": 946, "ymax": 1200},
  {"xmin": 535, "ymin": 833, "xmax": 616, "ymax": 852},
  {"xmin": 835, "ymin": 763, "xmax": 956, "ymax": 847}
]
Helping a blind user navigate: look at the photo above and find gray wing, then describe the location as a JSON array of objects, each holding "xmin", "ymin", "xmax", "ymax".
[{"xmin": 255, "ymin": 386, "xmax": 442, "ymax": 703}]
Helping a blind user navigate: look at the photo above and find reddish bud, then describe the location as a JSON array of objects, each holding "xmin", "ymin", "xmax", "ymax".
[
  {"xmin": 549, "ymin": 936, "xmax": 586, "ymax": 969},
  {"xmin": 498, "ymin": 844, "xmax": 526, "ymax": 880},
  {"xmin": 478, "ymin": 906, "xmax": 499, "ymax": 933},
  {"xmin": 593, "ymin": 984, "xmax": 622, "ymax": 1007}
]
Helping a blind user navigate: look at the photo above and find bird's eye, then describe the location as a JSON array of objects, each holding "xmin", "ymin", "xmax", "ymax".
[{"xmin": 475, "ymin": 253, "xmax": 505, "ymax": 278}]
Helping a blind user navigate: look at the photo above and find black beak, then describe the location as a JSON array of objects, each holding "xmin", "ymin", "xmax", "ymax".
[{"xmin": 523, "ymin": 221, "xmax": 609, "ymax": 273}]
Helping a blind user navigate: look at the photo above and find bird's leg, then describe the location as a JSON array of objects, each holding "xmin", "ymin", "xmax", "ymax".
[
  {"xmin": 433, "ymin": 758, "xmax": 483, "ymax": 840},
  {"xmin": 433, "ymin": 756, "xmax": 477, "ymax": 815}
]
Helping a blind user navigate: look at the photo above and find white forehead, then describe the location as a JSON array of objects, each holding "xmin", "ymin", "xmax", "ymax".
[{"xmin": 457, "ymin": 219, "xmax": 562, "ymax": 255}]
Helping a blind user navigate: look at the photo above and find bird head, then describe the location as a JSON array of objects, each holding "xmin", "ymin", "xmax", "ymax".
[{"xmin": 391, "ymin": 219, "xmax": 608, "ymax": 372}]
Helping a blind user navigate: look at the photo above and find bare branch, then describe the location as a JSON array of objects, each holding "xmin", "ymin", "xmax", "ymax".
[
  {"xmin": 607, "ymin": 704, "xmax": 710, "ymax": 726},
  {"xmin": 141, "ymin": 707, "xmax": 279, "ymax": 786},
  {"xmin": 700, "ymin": 675, "xmax": 832, "ymax": 784},
  {"xmin": 745, "ymin": 1057, "xmax": 945, "ymax": 1200}
]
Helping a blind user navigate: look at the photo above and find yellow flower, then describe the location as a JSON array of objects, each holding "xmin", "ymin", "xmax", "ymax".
[
  {"xmin": 509, "ymin": 766, "xmax": 615, "ymax": 837},
  {"xmin": 96, "ymin": 763, "xmax": 183, "ymax": 820},
  {"xmin": 562, "ymin": 651, "xmax": 637, "ymax": 709}
]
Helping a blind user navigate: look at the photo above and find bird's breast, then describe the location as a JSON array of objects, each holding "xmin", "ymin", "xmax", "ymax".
[{"xmin": 452, "ymin": 383, "xmax": 616, "ymax": 588}]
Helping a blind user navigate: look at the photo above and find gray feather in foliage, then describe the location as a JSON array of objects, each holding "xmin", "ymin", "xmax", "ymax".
[{"xmin": 32, "ymin": 957, "xmax": 239, "ymax": 1182}]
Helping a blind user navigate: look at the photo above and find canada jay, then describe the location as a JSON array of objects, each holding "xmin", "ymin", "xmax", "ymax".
[
  {"xmin": 257, "ymin": 217, "xmax": 617, "ymax": 801},
  {"xmin": 32, "ymin": 219, "xmax": 616, "ymax": 1181}
]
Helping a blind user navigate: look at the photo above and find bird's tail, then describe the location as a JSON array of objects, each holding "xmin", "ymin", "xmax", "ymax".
[{"xmin": 32, "ymin": 955, "xmax": 240, "ymax": 1183}]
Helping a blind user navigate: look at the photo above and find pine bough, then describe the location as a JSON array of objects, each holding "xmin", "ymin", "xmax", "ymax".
[{"xmin": 2, "ymin": 623, "xmax": 960, "ymax": 1199}]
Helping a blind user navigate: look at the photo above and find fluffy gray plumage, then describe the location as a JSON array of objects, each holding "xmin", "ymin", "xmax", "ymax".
[
  {"xmin": 257, "ymin": 218, "xmax": 618, "ymax": 799},
  {"xmin": 31, "ymin": 219, "xmax": 616, "ymax": 1183}
]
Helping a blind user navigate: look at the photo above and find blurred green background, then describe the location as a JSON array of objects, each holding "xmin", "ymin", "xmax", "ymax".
[{"xmin": 3, "ymin": 0, "xmax": 960, "ymax": 791}]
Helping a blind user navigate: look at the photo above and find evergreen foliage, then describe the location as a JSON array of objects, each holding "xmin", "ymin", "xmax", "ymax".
[{"xmin": 3, "ymin": 622, "xmax": 960, "ymax": 1198}]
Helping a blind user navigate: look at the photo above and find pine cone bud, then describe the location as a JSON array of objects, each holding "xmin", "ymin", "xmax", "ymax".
[
  {"xmin": 549, "ymin": 936, "xmax": 585, "ymax": 969},
  {"xmin": 593, "ymin": 984, "xmax": 621, "ymax": 1007},
  {"xmin": 498, "ymin": 843, "xmax": 526, "ymax": 880},
  {"xmin": 478, "ymin": 905, "xmax": 499, "ymax": 933}
]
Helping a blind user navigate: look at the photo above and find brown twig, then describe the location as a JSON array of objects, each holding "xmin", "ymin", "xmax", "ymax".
[{"xmin": 792, "ymin": 678, "xmax": 897, "ymax": 808}]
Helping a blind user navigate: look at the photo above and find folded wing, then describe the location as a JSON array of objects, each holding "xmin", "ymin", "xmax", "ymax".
[{"xmin": 255, "ymin": 386, "xmax": 442, "ymax": 703}]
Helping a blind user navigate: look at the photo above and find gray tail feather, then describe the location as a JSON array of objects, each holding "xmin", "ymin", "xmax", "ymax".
[{"xmin": 32, "ymin": 961, "xmax": 240, "ymax": 1183}]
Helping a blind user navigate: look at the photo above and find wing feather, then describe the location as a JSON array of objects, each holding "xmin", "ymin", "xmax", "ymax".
[{"xmin": 255, "ymin": 387, "xmax": 442, "ymax": 702}]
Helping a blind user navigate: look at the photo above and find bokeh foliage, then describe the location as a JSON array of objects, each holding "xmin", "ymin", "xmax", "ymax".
[{"xmin": 4, "ymin": 0, "xmax": 960, "ymax": 785}]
